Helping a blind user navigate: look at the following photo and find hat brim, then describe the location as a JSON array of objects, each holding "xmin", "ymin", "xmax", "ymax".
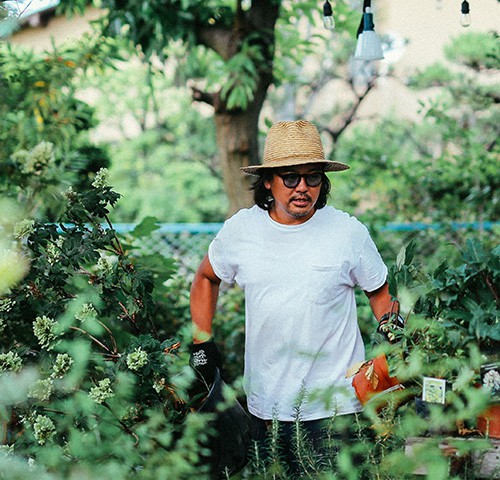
[{"xmin": 240, "ymin": 158, "xmax": 350, "ymax": 175}]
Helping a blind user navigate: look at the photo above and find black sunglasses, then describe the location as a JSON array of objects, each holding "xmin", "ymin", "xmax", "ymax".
[{"xmin": 275, "ymin": 171, "xmax": 324, "ymax": 188}]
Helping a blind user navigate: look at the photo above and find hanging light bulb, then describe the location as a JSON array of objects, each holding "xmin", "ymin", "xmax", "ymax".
[
  {"xmin": 461, "ymin": 1, "xmax": 471, "ymax": 27},
  {"xmin": 323, "ymin": 0, "xmax": 335, "ymax": 30},
  {"xmin": 355, "ymin": 7, "xmax": 384, "ymax": 61}
]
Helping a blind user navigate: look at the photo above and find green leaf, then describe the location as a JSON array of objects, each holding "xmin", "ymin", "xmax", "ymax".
[
  {"xmin": 130, "ymin": 216, "xmax": 161, "ymax": 239},
  {"xmin": 134, "ymin": 253, "xmax": 177, "ymax": 289},
  {"xmin": 396, "ymin": 245, "xmax": 406, "ymax": 270},
  {"xmin": 405, "ymin": 239, "xmax": 416, "ymax": 265},
  {"xmin": 462, "ymin": 238, "xmax": 487, "ymax": 264}
]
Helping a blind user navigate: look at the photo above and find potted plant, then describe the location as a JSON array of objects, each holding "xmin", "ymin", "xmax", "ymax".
[
  {"xmin": 385, "ymin": 238, "xmax": 499, "ymax": 435},
  {"xmin": 384, "ymin": 239, "xmax": 500, "ymax": 476},
  {"xmin": 477, "ymin": 362, "xmax": 500, "ymax": 438}
]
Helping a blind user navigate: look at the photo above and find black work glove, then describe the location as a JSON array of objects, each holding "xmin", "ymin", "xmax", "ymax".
[
  {"xmin": 189, "ymin": 338, "xmax": 222, "ymax": 387},
  {"xmin": 377, "ymin": 312, "xmax": 405, "ymax": 344}
]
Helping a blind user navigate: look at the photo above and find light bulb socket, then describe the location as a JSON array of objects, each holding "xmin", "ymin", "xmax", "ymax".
[
  {"xmin": 461, "ymin": 0, "xmax": 470, "ymax": 14},
  {"xmin": 323, "ymin": 0, "xmax": 333, "ymax": 17},
  {"xmin": 363, "ymin": 8, "xmax": 375, "ymax": 31}
]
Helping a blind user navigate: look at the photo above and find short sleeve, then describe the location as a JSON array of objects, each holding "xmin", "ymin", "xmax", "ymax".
[
  {"xmin": 350, "ymin": 230, "xmax": 388, "ymax": 292},
  {"xmin": 207, "ymin": 224, "xmax": 237, "ymax": 285}
]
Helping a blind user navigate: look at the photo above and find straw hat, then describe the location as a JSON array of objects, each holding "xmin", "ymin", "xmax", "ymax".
[{"xmin": 240, "ymin": 120, "xmax": 349, "ymax": 174}]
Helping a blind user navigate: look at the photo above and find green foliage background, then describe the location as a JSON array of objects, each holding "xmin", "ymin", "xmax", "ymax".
[{"xmin": 78, "ymin": 58, "xmax": 228, "ymax": 222}]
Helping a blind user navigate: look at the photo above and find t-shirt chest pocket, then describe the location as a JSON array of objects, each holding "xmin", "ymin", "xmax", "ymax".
[{"xmin": 307, "ymin": 264, "xmax": 342, "ymax": 305}]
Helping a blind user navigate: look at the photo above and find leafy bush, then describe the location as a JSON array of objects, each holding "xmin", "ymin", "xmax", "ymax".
[
  {"xmin": 444, "ymin": 31, "xmax": 499, "ymax": 71},
  {"xmin": 334, "ymin": 30, "xmax": 499, "ymax": 233},
  {"xmin": 414, "ymin": 240, "xmax": 499, "ymax": 356},
  {"xmin": 0, "ymin": 38, "xmax": 119, "ymax": 219},
  {"xmin": 407, "ymin": 62, "xmax": 457, "ymax": 89},
  {"xmin": 0, "ymin": 171, "xmax": 219, "ymax": 479},
  {"xmin": 376, "ymin": 239, "xmax": 498, "ymax": 435},
  {"xmin": 75, "ymin": 53, "xmax": 228, "ymax": 223}
]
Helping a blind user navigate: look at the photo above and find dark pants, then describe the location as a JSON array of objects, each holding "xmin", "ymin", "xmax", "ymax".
[{"xmin": 249, "ymin": 414, "xmax": 354, "ymax": 477}]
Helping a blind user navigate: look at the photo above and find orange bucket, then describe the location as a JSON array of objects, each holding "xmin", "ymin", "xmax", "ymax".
[
  {"xmin": 350, "ymin": 354, "xmax": 403, "ymax": 406},
  {"xmin": 477, "ymin": 404, "xmax": 500, "ymax": 439}
]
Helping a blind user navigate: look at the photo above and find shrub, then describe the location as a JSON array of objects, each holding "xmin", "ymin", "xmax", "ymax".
[{"xmin": 0, "ymin": 170, "xmax": 216, "ymax": 479}]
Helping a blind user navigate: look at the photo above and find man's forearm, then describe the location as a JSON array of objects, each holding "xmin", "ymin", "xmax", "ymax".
[
  {"xmin": 190, "ymin": 279, "xmax": 219, "ymax": 342},
  {"xmin": 190, "ymin": 255, "xmax": 221, "ymax": 343},
  {"xmin": 366, "ymin": 282, "xmax": 399, "ymax": 321},
  {"xmin": 366, "ymin": 281, "xmax": 405, "ymax": 343}
]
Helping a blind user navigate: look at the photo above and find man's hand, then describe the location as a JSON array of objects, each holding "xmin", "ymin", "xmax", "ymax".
[
  {"xmin": 189, "ymin": 338, "xmax": 222, "ymax": 386},
  {"xmin": 377, "ymin": 312, "xmax": 405, "ymax": 344}
]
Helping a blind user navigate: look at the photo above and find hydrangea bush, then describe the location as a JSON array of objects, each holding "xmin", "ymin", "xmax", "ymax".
[{"xmin": 0, "ymin": 170, "xmax": 211, "ymax": 479}]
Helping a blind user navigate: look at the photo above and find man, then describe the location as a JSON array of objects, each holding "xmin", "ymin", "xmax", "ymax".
[{"xmin": 189, "ymin": 120, "xmax": 402, "ymax": 470}]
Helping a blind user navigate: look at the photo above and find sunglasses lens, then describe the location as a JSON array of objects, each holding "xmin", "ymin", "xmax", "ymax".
[
  {"xmin": 306, "ymin": 173, "xmax": 322, "ymax": 187},
  {"xmin": 282, "ymin": 174, "xmax": 300, "ymax": 188},
  {"xmin": 278, "ymin": 172, "xmax": 323, "ymax": 188}
]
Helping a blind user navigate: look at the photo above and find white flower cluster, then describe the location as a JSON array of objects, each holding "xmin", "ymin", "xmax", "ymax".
[
  {"xmin": 62, "ymin": 186, "xmax": 78, "ymax": 202},
  {"xmin": 89, "ymin": 378, "xmax": 114, "ymax": 404},
  {"xmin": 51, "ymin": 353, "xmax": 73, "ymax": 379},
  {"xmin": 75, "ymin": 303, "xmax": 98, "ymax": 323},
  {"xmin": 0, "ymin": 351, "xmax": 22, "ymax": 372},
  {"xmin": 0, "ymin": 298, "xmax": 14, "ymax": 312},
  {"xmin": 120, "ymin": 405, "xmax": 140, "ymax": 422},
  {"xmin": 0, "ymin": 444, "xmax": 14, "ymax": 456},
  {"xmin": 33, "ymin": 315, "xmax": 59, "ymax": 350},
  {"xmin": 96, "ymin": 257, "xmax": 114, "ymax": 275},
  {"xmin": 153, "ymin": 377, "xmax": 166, "ymax": 393},
  {"xmin": 28, "ymin": 378, "xmax": 54, "ymax": 402},
  {"xmin": 126, "ymin": 347, "xmax": 148, "ymax": 371},
  {"xmin": 46, "ymin": 238, "xmax": 64, "ymax": 265},
  {"xmin": 13, "ymin": 142, "xmax": 56, "ymax": 176},
  {"xmin": 92, "ymin": 168, "xmax": 109, "ymax": 189},
  {"xmin": 484, "ymin": 369, "xmax": 500, "ymax": 394},
  {"xmin": 13, "ymin": 219, "xmax": 35, "ymax": 239},
  {"xmin": 33, "ymin": 415, "xmax": 55, "ymax": 445}
]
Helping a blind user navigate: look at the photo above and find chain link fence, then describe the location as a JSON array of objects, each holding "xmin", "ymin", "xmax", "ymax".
[
  {"xmin": 115, "ymin": 223, "xmax": 223, "ymax": 274},
  {"xmin": 113, "ymin": 221, "xmax": 498, "ymax": 276}
]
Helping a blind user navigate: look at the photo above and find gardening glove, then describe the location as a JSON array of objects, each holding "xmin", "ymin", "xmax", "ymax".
[
  {"xmin": 377, "ymin": 312, "xmax": 405, "ymax": 344},
  {"xmin": 189, "ymin": 338, "xmax": 222, "ymax": 387}
]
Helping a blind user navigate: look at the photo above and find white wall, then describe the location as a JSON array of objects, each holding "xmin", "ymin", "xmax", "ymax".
[
  {"xmin": 9, "ymin": 6, "xmax": 102, "ymax": 50},
  {"xmin": 352, "ymin": 0, "xmax": 500, "ymax": 122}
]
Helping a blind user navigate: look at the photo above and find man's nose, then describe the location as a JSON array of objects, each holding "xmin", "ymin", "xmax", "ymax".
[{"xmin": 295, "ymin": 177, "xmax": 308, "ymax": 191}]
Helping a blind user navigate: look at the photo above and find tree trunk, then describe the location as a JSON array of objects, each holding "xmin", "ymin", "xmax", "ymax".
[
  {"xmin": 214, "ymin": 72, "xmax": 272, "ymax": 217},
  {"xmin": 200, "ymin": 1, "xmax": 280, "ymax": 217},
  {"xmin": 214, "ymin": 113, "xmax": 255, "ymax": 216}
]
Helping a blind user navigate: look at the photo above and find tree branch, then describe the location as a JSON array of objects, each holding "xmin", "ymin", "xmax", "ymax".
[
  {"xmin": 70, "ymin": 326, "xmax": 112, "ymax": 355},
  {"xmin": 247, "ymin": 0, "xmax": 281, "ymax": 32},
  {"xmin": 190, "ymin": 86, "xmax": 215, "ymax": 107},
  {"xmin": 191, "ymin": 86, "xmax": 241, "ymax": 114},
  {"xmin": 322, "ymin": 74, "xmax": 378, "ymax": 145},
  {"xmin": 486, "ymin": 138, "xmax": 497, "ymax": 152},
  {"xmin": 197, "ymin": 27, "xmax": 235, "ymax": 60}
]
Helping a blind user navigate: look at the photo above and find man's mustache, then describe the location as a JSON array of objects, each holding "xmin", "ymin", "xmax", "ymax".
[{"xmin": 289, "ymin": 194, "xmax": 312, "ymax": 203}]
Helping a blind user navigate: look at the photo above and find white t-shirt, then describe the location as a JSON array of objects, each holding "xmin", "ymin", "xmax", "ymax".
[{"xmin": 208, "ymin": 205, "xmax": 387, "ymax": 421}]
